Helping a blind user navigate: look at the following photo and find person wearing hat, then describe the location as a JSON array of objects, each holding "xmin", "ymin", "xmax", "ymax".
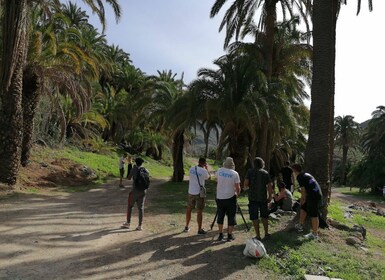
[
  {"xmin": 184, "ymin": 157, "xmax": 211, "ymax": 235},
  {"xmin": 243, "ymin": 157, "xmax": 273, "ymax": 241},
  {"xmin": 215, "ymin": 157, "xmax": 241, "ymax": 241},
  {"xmin": 122, "ymin": 157, "xmax": 148, "ymax": 231},
  {"xmin": 269, "ymin": 181, "xmax": 294, "ymax": 213}
]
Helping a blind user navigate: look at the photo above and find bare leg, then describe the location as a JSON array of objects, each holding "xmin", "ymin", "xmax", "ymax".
[
  {"xmin": 262, "ymin": 218, "xmax": 269, "ymax": 235},
  {"xmin": 197, "ymin": 209, "xmax": 203, "ymax": 230},
  {"xmin": 299, "ymin": 209, "xmax": 307, "ymax": 225},
  {"xmin": 228, "ymin": 225, "xmax": 234, "ymax": 235},
  {"xmin": 311, "ymin": 217, "xmax": 319, "ymax": 235},
  {"xmin": 185, "ymin": 207, "xmax": 192, "ymax": 228},
  {"xmin": 218, "ymin": 223, "xmax": 224, "ymax": 234},
  {"xmin": 252, "ymin": 219, "xmax": 260, "ymax": 239}
]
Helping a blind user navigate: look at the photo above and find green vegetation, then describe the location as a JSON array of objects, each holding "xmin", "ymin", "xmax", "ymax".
[{"xmin": 148, "ymin": 174, "xmax": 385, "ymax": 280}]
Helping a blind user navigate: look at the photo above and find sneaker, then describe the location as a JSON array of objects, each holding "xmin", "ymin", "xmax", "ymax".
[
  {"xmin": 136, "ymin": 226, "xmax": 142, "ymax": 231},
  {"xmin": 119, "ymin": 184, "xmax": 124, "ymax": 189},
  {"xmin": 183, "ymin": 226, "xmax": 190, "ymax": 233},
  {"xmin": 295, "ymin": 223, "xmax": 304, "ymax": 232},
  {"xmin": 122, "ymin": 222, "xmax": 130, "ymax": 229},
  {"xmin": 217, "ymin": 233, "xmax": 224, "ymax": 241},
  {"xmin": 197, "ymin": 229, "xmax": 207, "ymax": 235},
  {"xmin": 304, "ymin": 232, "xmax": 318, "ymax": 239},
  {"xmin": 227, "ymin": 234, "xmax": 235, "ymax": 242}
]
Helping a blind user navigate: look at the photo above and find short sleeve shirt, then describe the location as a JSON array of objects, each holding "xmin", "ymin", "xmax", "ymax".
[
  {"xmin": 246, "ymin": 168, "xmax": 271, "ymax": 202},
  {"xmin": 188, "ymin": 166, "xmax": 210, "ymax": 195},
  {"xmin": 215, "ymin": 167, "xmax": 240, "ymax": 199},
  {"xmin": 296, "ymin": 172, "xmax": 322, "ymax": 201}
]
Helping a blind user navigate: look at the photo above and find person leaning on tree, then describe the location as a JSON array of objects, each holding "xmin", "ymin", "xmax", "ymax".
[
  {"xmin": 291, "ymin": 163, "xmax": 323, "ymax": 239},
  {"xmin": 215, "ymin": 157, "xmax": 241, "ymax": 242},
  {"xmin": 243, "ymin": 157, "xmax": 273, "ymax": 241},
  {"xmin": 184, "ymin": 157, "xmax": 210, "ymax": 235}
]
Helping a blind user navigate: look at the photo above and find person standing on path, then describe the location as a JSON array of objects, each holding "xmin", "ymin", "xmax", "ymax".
[
  {"xmin": 184, "ymin": 157, "xmax": 210, "ymax": 235},
  {"xmin": 119, "ymin": 153, "xmax": 128, "ymax": 188},
  {"xmin": 215, "ymin": 157, "xmax": 241, "ymax": 242},
  {"xmin": 243, "ymin": 157, "xmax": 273, "ymax": 241},
  {"xmin": 122, "ymin": 157, "xmax": 148, "ymax": 231},
  {"xmin": 291, "ymin": 163, "xmax": 323, "ymax": 239}
]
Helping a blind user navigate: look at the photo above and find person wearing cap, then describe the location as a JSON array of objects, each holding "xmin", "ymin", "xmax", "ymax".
[
  {"xmin": 215, "ymin": 157, "xmax": 241, "ymax": 241},
  {"xmin": 243, "ymin": 157, "xmax": 273, "ymax": 241},
  {"xmin": 122, "ymin": 157, "xmax": 148, "ymax": 231},
  {"xmin": 269, "ymin": 181, "xmax": 294, "ymax": 213},
  {"xmin": 184, "ymin": 157, "xmax": 210, "ymax": 235}
]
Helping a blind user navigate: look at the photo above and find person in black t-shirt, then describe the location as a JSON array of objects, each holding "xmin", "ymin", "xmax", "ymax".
[
  {"xmin": 243, "ymin": 157, "xmax": 273, "ymax": 241},
  {"xmin": 291, "ymin": 163, "xmax": 322, "ymax": 239}
]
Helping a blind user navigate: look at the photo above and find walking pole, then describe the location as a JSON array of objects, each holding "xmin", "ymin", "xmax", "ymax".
[
  {"xmin": 210, "ymin": 210, "xmax": 218, "ymax": 230},
  {"xmin": 237, "ymin": 203, "xmax": 250, "ymax": 231}
]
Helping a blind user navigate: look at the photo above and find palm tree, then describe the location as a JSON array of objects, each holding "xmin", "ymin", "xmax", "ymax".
[
  {"xmin": 304, "ymin": 0, "xmax": 372, "ymax": 214},
  {"xmin": 0, "ymin": 0, "xmax": 29, "ymax": 185},
  {"xmin": 210, "ymin": 0, "xmax": 311, "ymax": 81},
  {"xmin": 334, "ymin": 115, "xmax": 361, "ymax": 185},
  {"xmin": 0, "ymin": 0, "xmax": 121, "ymax": 185},
  {"xmin": 361, "ymin": 106, "xmax": 385, "ymax": 159}
]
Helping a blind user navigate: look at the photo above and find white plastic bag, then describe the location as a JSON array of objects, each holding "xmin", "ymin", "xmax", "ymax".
[{"xmin": 243, "ymin": 238, "xmax": 267, "ymax": 258}]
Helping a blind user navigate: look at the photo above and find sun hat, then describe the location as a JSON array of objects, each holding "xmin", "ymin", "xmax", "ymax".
[{"xmin": 223, "ymin": 157, "xmax": 235, "ymax": 169}]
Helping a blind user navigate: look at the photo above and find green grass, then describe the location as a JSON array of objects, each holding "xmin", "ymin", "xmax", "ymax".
[{"xmin": 149, "ymin": 178, "xmax": 385, "ymax": 280}]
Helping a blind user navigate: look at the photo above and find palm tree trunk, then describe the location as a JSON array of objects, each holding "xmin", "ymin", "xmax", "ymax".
[
  {"xmin": 341, "ymin": 146, "xmax": 348, "ymax": 185},
  {"xmin": 305, "ymin": 0, "xmax": 338, "ymax": 218},
  {"xmin": 21, "ymin": 67, "xmax": 41, "ymax": 167},
  {"xmin": 0, "ymin": 0, "xmax": 28, "ymax": 185},
  {"xmin": 172, "ymin": 129, "xmax": 185, "ymax": 182},
  {"xmin": 263, "ymin": 0, "xmax": 277, "ymax": 81}
]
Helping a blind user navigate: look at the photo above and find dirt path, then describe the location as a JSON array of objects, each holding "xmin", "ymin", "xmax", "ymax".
[{"xmin": 0, "ymin": 179, "xmax": 275, "ymax": 280}]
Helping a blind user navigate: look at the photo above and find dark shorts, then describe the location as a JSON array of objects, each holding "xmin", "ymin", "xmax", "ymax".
[
  {"xmin": 187, "ymin": 194, "xmax": 205, "ymax": 210},
  {"xmin": 248, "ymin": 201, "xmax": 269, "ymax": 220},
  {"xmin": 216, "ymin": 195, "xmax": 237, "ymax": 226},
  {"xmin": 120, "ymin": 168, "xmax": 124, "ymax": 177},
  {"xmin": 301, "ymin": 199, "xmax": 320, "ymax": 218}
]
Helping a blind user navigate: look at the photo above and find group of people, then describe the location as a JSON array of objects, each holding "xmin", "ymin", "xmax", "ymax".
[
  {"xmin": 118, "ymin": 152, "xmax": 323, "ymax": 241},
  {"xmin": 184, "ymin": 156, "xmax": 323, "ymax": 241}
]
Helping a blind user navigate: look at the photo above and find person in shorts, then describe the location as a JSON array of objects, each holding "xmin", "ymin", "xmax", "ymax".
[
  {"xmin": 184, "ymin": 157, "xmax": 210, "ymax": 235},
  {"xmin": 119, "ymin": 153, "xmax": 128, "ymax": 188},
  {"xmin": 291, "ymin": 163, "xmax": 323, "ymax": 239},
  {"xmin": 215, "ymin": 157, "xmax": 241, "ymax": 242},
  {"xmin": 243, "ymin": 157, "xmax": 273, "ymax": 241}
]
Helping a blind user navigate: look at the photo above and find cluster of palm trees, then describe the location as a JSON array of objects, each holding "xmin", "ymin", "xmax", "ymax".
[
  {"xmin": 0, "ymin": 0, "xmax": 377, "ymax": 212},
  {"xmin": 335, "ymin": 107, "xmax": 385, "ymax": 192}
]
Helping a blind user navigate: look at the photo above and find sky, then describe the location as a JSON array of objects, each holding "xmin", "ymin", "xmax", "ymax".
[{"xmin": 75, "ymin": 0, "xmax": 384, "ymax": 123}]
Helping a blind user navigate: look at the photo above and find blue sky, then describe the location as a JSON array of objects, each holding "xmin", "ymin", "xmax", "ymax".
[{"xmin": 74, "ymin": 0, "xmax": 384, "ymax": 123}]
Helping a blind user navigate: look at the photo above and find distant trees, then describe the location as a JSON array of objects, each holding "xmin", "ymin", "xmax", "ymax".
[{"xmin": 334, "ymin": 115, "xmax": 361, "ymax": 185}]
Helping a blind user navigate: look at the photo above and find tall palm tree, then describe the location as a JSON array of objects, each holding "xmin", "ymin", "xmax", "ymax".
[
  {"xmin": 334, "ymin": 115, "xmax": 361, "ymax": 185},
  {"xmin": 0, "ymin": 0, "xmax": 121, "ymax": 185},
  {"xmin": 0, "ymin": 0, "xmax": 29, "ymax": 185},
  {"xmin": 304, "ymin": 0, "xmax": 372, "ymax": 214}
]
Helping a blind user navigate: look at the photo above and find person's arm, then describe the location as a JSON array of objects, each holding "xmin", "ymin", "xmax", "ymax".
[
  {"xmin": 275, "ymin": 190, "xmax": 285, "ymax": 201},
  {"xmin": 267, "ymin": 182, "xmax": 273, "ymax": 202},
  {"xmin": 243, "ymin": 178, "xmax": 249, "ymax": 191},
  {"xmin": 300, "ymin": 186, "xmax": 306, "ymax": 205},
  {"xmin": 235, "ymin": 182, "xmax": 241, "ymax": 196}
]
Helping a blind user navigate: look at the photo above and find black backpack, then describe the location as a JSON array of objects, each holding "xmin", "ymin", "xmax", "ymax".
[{"xmin": 134, "ymin": 167, "xmax": 150, "ymax": 191}]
